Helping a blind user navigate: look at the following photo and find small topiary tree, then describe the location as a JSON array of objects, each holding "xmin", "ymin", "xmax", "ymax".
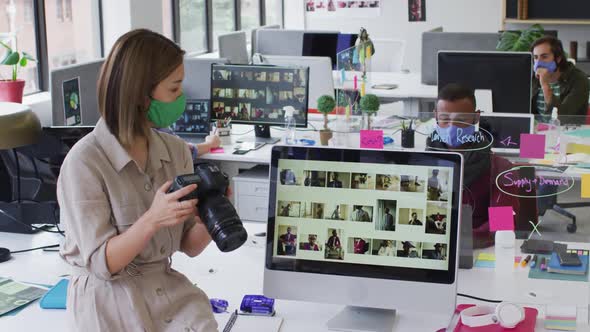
[
  {"xmin": 317, "ymin": 95, "xmax": 336, "ymax": 130},
  {"xmin": 359, "ymin": 94, "xmax": 380, "ymax": 129}
]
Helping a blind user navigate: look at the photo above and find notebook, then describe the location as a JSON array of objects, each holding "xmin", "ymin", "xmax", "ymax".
[
  {"xmin": 217, "ymin": 312, "xmax": 283, "ymax": 332},
  {"xmin": 547, "ymin": 251, "xmax": 589, "ymax": 275},
  {"xmin": 452, "ymin": 304, "xmax": 537, "ymax": 332},
  {"xmin": 39, "ymin": 279, "xmax": 68, "ymax": 309}
]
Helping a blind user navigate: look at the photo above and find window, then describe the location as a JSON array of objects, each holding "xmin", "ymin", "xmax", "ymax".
[
  {"xmin": 0, "ymin": 0, "xmax": 40, "ymax": 94},
  {"xmin": 162, "ymin": 0, "xmax": 174, "ymax": 41},
  {"xmin": 178, "ymin": 0, "xmax": 207, "ymax": 54},
  {"xmin": 212, "ymin": 0, "xmax": 235, "ymax": 50},
  {"xmin": 240, "ymin": 0, "xmax": 260, "ymax": 42},
  {"xmin": 44, "ymin": 1, "xmax": 102, "ymax": 72},
  {"xmin": 55, "ymin": 0, "xmax": 63, "ymax": 22},
  {"xmin": 265, "ymin": 0, "xmax": 283, "ymax": 27}
]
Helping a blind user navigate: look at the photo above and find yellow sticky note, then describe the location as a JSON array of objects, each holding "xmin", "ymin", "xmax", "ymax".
[
  {"xmin": 366, "ymin": 46, "xmax": 372, "ymax": 60},
  {"xmin": 477, "ymin": 253, "xmax": 496, "ymax": 261},
  {"xmin": 582, "ymin": 174, "xmax": 590, "ymax": 198},
  {"xmin": 361, "ymin": 82, "xmax": 366, "ymax": 97}
]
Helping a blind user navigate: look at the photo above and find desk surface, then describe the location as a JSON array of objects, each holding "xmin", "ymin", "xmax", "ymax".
[
  {"xmin": 0, "ymin": 223, "xmax": 588, "ymax": 332},
  {"xmin": 334, "ymin": 71, "xmax": 438, "ymax": 100}
]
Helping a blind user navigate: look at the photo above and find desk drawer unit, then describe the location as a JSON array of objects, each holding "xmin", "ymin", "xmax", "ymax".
[{"xmin": 233, "ymin": 166, "xmax": 270, "ymax": 222}]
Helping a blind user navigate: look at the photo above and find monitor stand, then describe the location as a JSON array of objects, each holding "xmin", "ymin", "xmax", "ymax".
[
  {"xmin": 237, "ymin": 125, "xmax": 280, "ymax": 144},
  {"xmin": 327, "ymin": 306, "xmax": 396, "ymax": 332}
]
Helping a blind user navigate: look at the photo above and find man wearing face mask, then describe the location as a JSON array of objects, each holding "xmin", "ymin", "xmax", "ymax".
[
  {"xmin": 427, "ymin": 84, "xmax": 493, "ymax": 247},
  {"xmin": 531, "ymin": 36, "xmax": 588, "ymax": 122}
]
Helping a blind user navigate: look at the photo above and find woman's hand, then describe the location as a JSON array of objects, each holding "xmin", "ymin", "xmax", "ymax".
[
  {"xmin": 205, "ymin": 134, "xmax": 221, "ymax": 149},
  {"xmin": 142, "ymin": 181, "xmax": 198, "ymax": 232}
]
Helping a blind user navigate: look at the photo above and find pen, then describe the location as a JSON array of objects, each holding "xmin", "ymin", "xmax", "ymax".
[
  {"xmin": 540, "ymin": 257, "xmax": 547, "ymax": 271},
  {"xmin": 530, "ymin": 255, "xmax": 538, "ymax": 268},
  {"xmin": 223, "ymin": 310, "xmax": 238, "ymax": 332},
  {"xmin": 521, "ymin": 255, "xmax": 531, "ymax": 267}
]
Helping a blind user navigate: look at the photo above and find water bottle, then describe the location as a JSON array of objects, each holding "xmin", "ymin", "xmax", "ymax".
[
  {"xmin": 546, "ymin": 107, "xmax": 561, "ymax": 153},
  {"xmin": 495, "ymin": 230, "xmax": 515, "ymax": 274},
  {"xmin": 283, "ymin": 106, "xmax": 297, "ymax": 145}
]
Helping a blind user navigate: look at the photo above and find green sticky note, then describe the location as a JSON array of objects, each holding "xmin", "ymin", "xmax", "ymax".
[{"xmin": 566, "ymin": 129, "xmax": 590, "ymax": 138}]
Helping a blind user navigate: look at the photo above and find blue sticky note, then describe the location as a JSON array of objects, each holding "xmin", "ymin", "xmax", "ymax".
[{"xmin": 475, "ymin": 260, "xmax": 495, "ymax": 268}]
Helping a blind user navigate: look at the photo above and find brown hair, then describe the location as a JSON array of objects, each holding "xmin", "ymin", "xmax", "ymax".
[
  {"xmin": 97, "ymin": 29, "xmax": 185, "ymax": 147},
  {"xmin": 531, "ymin": 36, "xmax": 568, "ymax": 71}
]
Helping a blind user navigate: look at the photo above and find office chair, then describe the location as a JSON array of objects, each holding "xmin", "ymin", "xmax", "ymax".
[{"xmin": 218, "ymin": 31, "xmax": 249, "ymax": 64}]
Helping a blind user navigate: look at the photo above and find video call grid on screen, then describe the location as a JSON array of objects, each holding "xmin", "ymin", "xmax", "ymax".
[
  {"xmin": 210, "ymin": 64, "xmax": 309, "ymax": 127},
  {"xmin": 274, "ymin": 159, "xmax": 453, "ymax": 271},
  {"xmin": 171, "ymin": 100, "xmax": 211, "ymax": 134}
]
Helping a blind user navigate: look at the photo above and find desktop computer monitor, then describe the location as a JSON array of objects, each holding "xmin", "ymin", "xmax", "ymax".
[
  {"xmin": 252, "ymin": 55, "xmax": 334, "ymax": 110},
  {"xmin": 265, "ymin": 146, "xmax": 463, "ymax": 331},
  {"xmin": 302, "ymin": 32, "xmax": 358, "ymax": 69},
  {"xmin": 210, "ymin": 64, "xmax": 309, "ymax": 144},
  {"xmin": 438, "ymin": 51, "xmax": 533, "ymax": 114},
  {"xmin": 479, "ymin": 113, "xmax": 534, "ymax": 154}
]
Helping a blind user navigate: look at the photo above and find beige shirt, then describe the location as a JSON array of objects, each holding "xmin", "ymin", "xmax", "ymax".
[{"xmin": 58, "ymin": 118, "xmax": 218, "ymax": 332}]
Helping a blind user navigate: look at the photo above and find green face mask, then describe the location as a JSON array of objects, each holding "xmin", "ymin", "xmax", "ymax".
[{"xmin": 147, "ymin": 93, "xmax": 186, "ymax": 128}]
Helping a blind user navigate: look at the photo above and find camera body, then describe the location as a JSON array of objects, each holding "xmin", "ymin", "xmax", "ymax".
[{"xmin": 168, "ymin": 163, "xmax": 247, "ymax": 252}]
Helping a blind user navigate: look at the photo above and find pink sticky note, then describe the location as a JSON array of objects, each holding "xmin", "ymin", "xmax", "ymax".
[
  {"xmin": 520, "ymin": 134, "xmax": 546, "ymax": 159},
  {"xmin": 488, "ymin": 206, "xmax": 515, "ymax": 231},
  {"xmin": 210, "ymin": 147, "xmax": 225, "ymax": 154},
  {"xmin": 360, "ymin": 130, "xmax": 383, "ymax": 149}
]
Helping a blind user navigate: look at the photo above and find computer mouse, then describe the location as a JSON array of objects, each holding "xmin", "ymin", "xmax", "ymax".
[{"xmin": 0, "ymin": 248, "xmax": 11, "ymax": 263}]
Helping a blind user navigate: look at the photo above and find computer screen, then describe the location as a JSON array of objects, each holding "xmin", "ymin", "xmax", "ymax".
[
  {"xmin": 210, "ymin": 64, "xmax": 309, "ymax": 128},
  {"xmin": 479, "ymin": 113, "xmax": 534, "ymax": 153},
  {"xmin": 302, "ymin": 32, "xmax": 358, "ymax": 69},
  {"xmin": 265, "ymin": 147, "xmax": 462, "ymax": 316},
  {"xmin": 171, "ymin": 99, "xmax": 211, "ymax": 135},
  {"xmin": 438, "ymin": 51, "xmax": 532, "ymax": 114}
]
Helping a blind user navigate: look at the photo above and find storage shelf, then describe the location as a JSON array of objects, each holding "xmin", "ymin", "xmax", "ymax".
[{"xmin": 504, "ymin": 18, "xmax": 590, "ymax": 25}]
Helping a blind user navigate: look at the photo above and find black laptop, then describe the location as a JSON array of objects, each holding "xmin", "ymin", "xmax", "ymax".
[{"xmin": 172, "ymin": 99, "xmax": 211, "ymax": 143}]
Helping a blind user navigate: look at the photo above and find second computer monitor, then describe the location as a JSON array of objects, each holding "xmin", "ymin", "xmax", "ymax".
[
  {"xmin": 211, "ymin": 64, "xmax": 309, "ymax": 142},
  {"xmin": 438, "ymin": 51, "xmax": 533, "ymax": 114}
]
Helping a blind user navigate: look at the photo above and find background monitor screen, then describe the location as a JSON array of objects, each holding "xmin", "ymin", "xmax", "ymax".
[
  {"xmin": 171, "ymin": 99, "xmax": 211, "ymax": 135},
  {"xmin": 211, "ymin": 64, "xmax": 309, "ymax": 127},
  {"xmin": 302, "ymin": 32, "xmax": 358, "ymax": 69},
  {"xmin": 438, "ymin": 51, "xmax": 533, "ymax": 114},
  {"xmin": 267, "ymin": 147, "xmax": 463, "ymax": 284},
  {"xmin": 479, "ymin": 113, "xmax": 534, "ymax": 151}
]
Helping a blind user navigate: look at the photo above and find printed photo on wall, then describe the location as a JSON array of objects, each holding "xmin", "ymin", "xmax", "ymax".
[
  {"xmin": 375, "ymin": 200, "xmax": 397, "ymax": 231},
  {"xmin": 277, "ymin": 225, "xmax": 298, "ymax": 256},
  {"xmin": 376, "ymin": 174, "xmax": 400, "ymax": 191},
  {"xmin": 427, "ymin": 168, "xmax": 450, "ymax": 202},
  {"xmin": 277, "ymin": 201, "xmax": 301, "ymax": 218},
  {"xmin": 299, "ymin": 234, "xmax": 323, "ymax": 251},
  {"xmin": 304, "ymin": 170, "xmax": 327, "ymax": 187},
  {"xmin": 326, "ymin": 172, "xmax": 351, "ymax": 188},
  {"xmin": 408, "ymin": 0, "xmax": 426, "ymax": 22},
  {"xmin": 425, "ymin": 202, "xmax": 448, "ymax": 235},
  {"xmin": 398, "ymin": 208, "xmax": 424, "ymax": 227},
  {"xmin": 62, "ymin": 77, "xmax": 82, "ymax": 126},
  {"xmin": 372, "ymin": 239, "xmax": 396, "ymax": 256},
  {"xmin": 351, "ymin": 173, "xmax": 375, "ymax": 190},
  {"xmin": 422, "ymin": 243, "xmax": 447, "ymax": 260},
  {"xmin": 397, "ymin": 241, "xmax": 422, "ymax": 258},
  {"xmin": 400, "ymin": 175, "xmax": 425, "ymax": 192},
  {"xmin": 324, "ymin": 203, "xmax": 349, "ymax": 221},
  {"xmin": 348, "ymin": 237, "xmax": 371, "ymax": 255},
  {"xmin": 350, "ymin": 205, "xmax": 373, "ymax": 222},
  {"xmin": 325, "ymin": 228, "xmax": 344, "ymax": 260}
]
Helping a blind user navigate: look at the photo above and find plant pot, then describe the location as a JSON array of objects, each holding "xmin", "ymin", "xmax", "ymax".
[
  {"xmin": 320, "ymin": 129, "xmax": 333, "ymax": 146},
  {"xmin": 0, "ymin": 80, "xmax": 25, "ymax": 103},
  {"xmin": 401, "ymin": 129, "xmax": 415, "ymax": 148}
]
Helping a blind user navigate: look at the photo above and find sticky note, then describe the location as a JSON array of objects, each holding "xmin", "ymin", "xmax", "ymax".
[
  {"xmin": 582, "ymin": 174, "xmax": 590, "ymax": 198},
  {"xmin": 520, "ymin": 134, "xmax": 546, "ymax": 159},
  {"xmin": 488, "ymin": 206, "xmax": 515, "ymax": 231},
  {"xmin": 210, "ymin": 148, "xmax": 225, "ymax": 154},
  {"xmin": 475, "ymin": 260, "xmax": 495, "ymax": 268},
  {"xmin": 360, "ymin": 130, "xmax": 384, "ymax": 149},
  {"xmin": 477, "ymin": 253, "xmax": 496, "ymax": 261}
]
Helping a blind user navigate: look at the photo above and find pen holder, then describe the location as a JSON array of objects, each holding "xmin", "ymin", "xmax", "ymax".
[
  {"xmin": 217, "ymin": 126, "xmax": 231, "ymax": 137},
  {"xmin": 401, "ymin": 129, "xmax": 415, "ymax": 148}
]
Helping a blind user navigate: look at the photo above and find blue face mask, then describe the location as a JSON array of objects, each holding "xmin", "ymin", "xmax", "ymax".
[
  {"xmin": 534, "ymin": 60, "xmax": 557, "ymax": 73},
  {"xmin": 435, "ymin": 124, "xmax": 476, "ymax": 148}
]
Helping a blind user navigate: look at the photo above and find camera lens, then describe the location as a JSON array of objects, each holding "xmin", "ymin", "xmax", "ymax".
[{"xmin": 199, "ymin": 195, "xmax": 248, "ymax": 252}]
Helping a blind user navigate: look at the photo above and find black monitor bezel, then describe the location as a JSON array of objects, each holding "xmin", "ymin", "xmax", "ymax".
[
  {"xmin": 266, "ymin": 146, "xmax": 463, "ymax": 285},
  {"xmin": 210, "ymin": 63, "xmax": 309, "ymax": 128}
]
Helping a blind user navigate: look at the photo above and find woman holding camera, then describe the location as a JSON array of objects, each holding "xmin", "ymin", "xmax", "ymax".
[{"xmin": 58, "ymin": 29, "xmax": 217, "ymax": 331}]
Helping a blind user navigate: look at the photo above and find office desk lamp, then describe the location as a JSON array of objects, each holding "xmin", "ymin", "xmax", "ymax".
[{"xmin": 0, "ymin": 102, "xmax": 42, "ymax": 233}]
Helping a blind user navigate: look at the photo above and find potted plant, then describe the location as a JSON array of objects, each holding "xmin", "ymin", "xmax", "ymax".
[
  {"xmin": 317, "ymin": 95, "xmax": 336, "ymax": 145},
  {"xmin": 496, "ymin": 24, "xmax": 545, "ymax": 52},
  {"xmin": 0, "ymin": 41, "xmax": 35, "ymax": 103},
  {"xmin": 359, "ymin": 94, "xmax": 380, "ymax": 130}
]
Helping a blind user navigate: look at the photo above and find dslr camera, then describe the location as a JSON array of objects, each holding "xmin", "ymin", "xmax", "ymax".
[{"xmin": 168, "ymin": 163, "xmax": 247, "ymax": 252}]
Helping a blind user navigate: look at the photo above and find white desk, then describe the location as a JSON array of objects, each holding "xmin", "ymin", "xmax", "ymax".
[
  {"xmin": 334, "ymin": 71, "xmax": 438, "ymax": 114},
  {"xmin": 1, "ymin": 223, "xmax": 589, "ymax": 332}
]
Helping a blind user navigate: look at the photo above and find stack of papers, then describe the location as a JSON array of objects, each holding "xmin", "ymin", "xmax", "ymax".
[{"xmin": 0, "ymin": 278, "xmax": 47, "ymax": 316}]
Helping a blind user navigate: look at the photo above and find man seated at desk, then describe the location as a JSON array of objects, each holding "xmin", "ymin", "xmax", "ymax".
[
  {"xmin": 426, "ymin": 83, "xmax": 493, "ymax": 248},
  {"xmin": 531, "ymin": 36, "xmax": 589, "ymax": 123}
]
